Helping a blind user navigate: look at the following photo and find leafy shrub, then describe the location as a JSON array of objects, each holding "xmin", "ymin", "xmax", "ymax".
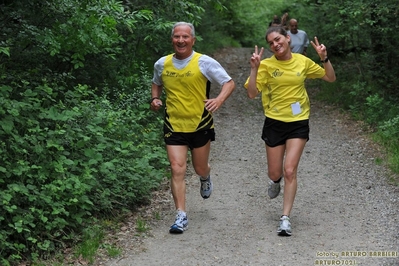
[
  {"xmin": 377, "ymin": 116, "xmax": 399, "ymax": 146},
  {"xmin": 0, "ymin": 81, "xmax": 168, "ymax": 263},
  {"xmin": 364, "ymin": 93, "xmax": 389, "ymax": 127}
]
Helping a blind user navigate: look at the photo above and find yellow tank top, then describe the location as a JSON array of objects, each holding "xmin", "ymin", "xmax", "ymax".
[{"xmin": 162, "ymin": 53, "xmax": 213, "ymax": 132}]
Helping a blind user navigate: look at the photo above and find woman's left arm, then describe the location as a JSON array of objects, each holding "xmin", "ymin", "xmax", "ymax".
[
  {"xmin": 320, "ymin": 59, "xmax": 336, "ymax": 82},
  {"xmin": 311, "ymin": 37, "xmax": 336, "ymax": 82}
]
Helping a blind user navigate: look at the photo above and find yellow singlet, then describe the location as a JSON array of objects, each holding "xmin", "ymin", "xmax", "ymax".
[{"xmin": 162, "ymin": 53, "xmax": 213, "ymax": 132}]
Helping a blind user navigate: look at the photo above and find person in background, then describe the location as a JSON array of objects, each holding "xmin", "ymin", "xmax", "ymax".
[
  {"xmin": 269, "ymin": 13, "xmax": 288, "ymax": 28},
  {"xmin": 287, "ymin": 18, "xmax": 309, "ymax": 55},
  {"xmin": 150, "ymin": 22, "xmax": 235, "ymax": 234},
  {"xmin": 244, "ymin": 26, "xmax": 336, "ymax": 236},
  {"xmin": 269, "ymin": 14, "xmax": 281, "ymax": 27}
]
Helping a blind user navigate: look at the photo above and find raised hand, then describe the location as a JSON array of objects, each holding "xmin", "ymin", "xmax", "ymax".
[
  {"xmin": 281, "ymin": 12, "xmax": 288, "ymax": 25},
  {"xmin": 250, "ymin": 45, "xmax": 264, "ymax": 69},
  {"xmin": 310, "ymin": 36, "xmax": 328, "ymax": 60}
]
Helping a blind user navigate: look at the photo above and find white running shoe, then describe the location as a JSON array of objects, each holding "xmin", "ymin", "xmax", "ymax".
[
  {"xmin": 169, "ymin": 210, "xmax": 188, "ymax": 234},
  {"xmin": 277, "ymin": 215, "xmax": 292, "ymax": 236}
]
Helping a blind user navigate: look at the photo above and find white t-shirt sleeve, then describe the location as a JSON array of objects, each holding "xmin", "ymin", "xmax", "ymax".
[
  {"xmin": 152, "ymin": 56, "xmax": 166, "ymax": 86},
  {"xmin": 199, "ymin": 55, "xmax": 232, "ymax": 86}
]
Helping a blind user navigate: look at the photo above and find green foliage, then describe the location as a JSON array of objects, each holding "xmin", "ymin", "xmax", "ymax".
[
  {"xmin": 376, "ymin": 116, "xmax": 399, "ymax": 147},
  {"xmin": 364, "ymin": 94, "xmax": 388, "ymax": 127},
  {"xmin": 375, "ymin": 116, "xmax": 399, "ymax": 174},
  {"xmin": 37, "ymin": 0, "xmax": 126, "ymax": 68},
  {"xmin": 220, "ymin": 0, "xmax": 292, "ymax": 47},
  {"xmin": 0, "ymin": 47, "xmax": 10, "ymax": 57},
  {"xmin": 1, "ymin": 0, "xmax": 243, "ymax": 263},
  {"xmin": 2, "ymin": 0, "xmax": 399, "ymax": 264},
  {"xmin": 135, "ymin": 217, "xmax": 150, "ymax": 233},
  {"xmin": 103, "ymin": 243, "xmax": 121, "ymax": 258},
  {"xmin": 73, "ymin": 225, "xmax": 104, "ymax": 264},
  {"xmin": 290, "ymin": 0, "xmax": 399, "ymax": 175},
  {"xmin": 0, "ymin": 81, "xmax": 168, "ymax": 263}
]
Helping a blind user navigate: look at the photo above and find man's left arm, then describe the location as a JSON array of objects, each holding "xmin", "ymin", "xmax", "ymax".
[
  {"xmin": 204, "ymin": 79, "xmax": 235, "ymax": 112},
  {"xmin": 217, "ymin": 79, "xmax": 235, "ymax": 103},
  {"xmin": 200, "ymin": 56, "xmax": 236, "ymax": 112}
]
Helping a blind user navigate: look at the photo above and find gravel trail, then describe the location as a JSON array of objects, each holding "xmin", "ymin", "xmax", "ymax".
[{"xmin": 104, "ymin": 47, "xmax": 398, "ymax": 266}]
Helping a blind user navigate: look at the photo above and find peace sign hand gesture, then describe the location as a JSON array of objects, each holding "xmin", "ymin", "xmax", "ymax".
[
  {"xmin": 311, "ymin": 36, "xmax": 336, "ymax": 82},
  {"xmin": 310, "ymin": 36, "xmax": 328, "ymax": 61},
  {"xmin": 250, "ymin": 45, "xmax": 264, "ymax": 69}
]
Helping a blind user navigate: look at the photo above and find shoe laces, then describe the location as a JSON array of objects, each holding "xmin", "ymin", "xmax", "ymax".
[
  {"xmin": 280, "ymin": 215, "xmax": 290, "ymax": 224},
  {"xmin": 175, "ymin": 211, "xmax": 186, "ymax": 224},
  {"xmin": 201, "ymin": 179, "xmax": 211, "ymax": 191}
]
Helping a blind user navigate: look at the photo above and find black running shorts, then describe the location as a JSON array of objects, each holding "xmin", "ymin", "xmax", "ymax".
[
  {"xmin": 164, "ymin": 128, "xmax": 215, "ymax": 150},
  {"xmin": 261, "ymin": 117, "xmax": 309, "ymax": 147}
]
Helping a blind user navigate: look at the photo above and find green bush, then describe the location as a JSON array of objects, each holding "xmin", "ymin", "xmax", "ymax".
[
  {"xmin": 377, "ymin": 116, "xmax": 399, "ymax": 147},
  {"xmin": 1, "ymin": 1, "xmax": 236, "ymax": 263},
  {"xmin": 0, "ymin": 81, "xmax": 168, "ymax": 263}
]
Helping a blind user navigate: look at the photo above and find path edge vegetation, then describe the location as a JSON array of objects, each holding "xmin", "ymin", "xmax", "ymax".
[{"xmin": 0, "ymin": 0, "xmax": 398, "ymax": 265}]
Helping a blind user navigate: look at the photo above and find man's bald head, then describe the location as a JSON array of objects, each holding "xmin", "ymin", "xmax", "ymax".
[{"xmin": 289, "ymin": 19, "xmax": 298, "ymax": 34}]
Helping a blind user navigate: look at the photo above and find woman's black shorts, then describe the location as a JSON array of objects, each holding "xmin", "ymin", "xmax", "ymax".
[{"xmin": 261, "ymin": 117, "xmax": 309, "ymax": 147}]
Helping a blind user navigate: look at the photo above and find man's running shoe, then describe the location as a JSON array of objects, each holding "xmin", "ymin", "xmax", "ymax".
[
  {"xmin": 277, "ymin": 215, "xmax": 292, "ymax": 236},
  {"xmin": 169, "ymin": 210, "xmax": 188, "ymax": 234},
  {"xmin": 268, "ymin": 179, "xmax": 281, "ymax": 199},
  {"xmin": 200, "ymin": 176, "xmax": 213, "ymax": 199}
]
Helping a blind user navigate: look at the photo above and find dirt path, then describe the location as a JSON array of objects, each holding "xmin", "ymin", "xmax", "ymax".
[{"xmin": 104, "ymin": 48, "xmax": 398, "ymax": 266}]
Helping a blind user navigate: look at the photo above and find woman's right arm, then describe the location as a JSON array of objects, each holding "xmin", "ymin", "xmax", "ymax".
[
  {"xmin": 247, "ymin": 45, "xmax": 264, "ymax": 99},
  {"xmin": 247, "ymin": 68, "xmax": 260, "ymax": 99}
]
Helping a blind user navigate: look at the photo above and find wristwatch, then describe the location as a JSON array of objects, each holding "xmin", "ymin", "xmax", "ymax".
[
  {"xmin": 149, "ymin": 97, "xmax": 159, "ymax": 104},
  {"xmin": 320, "ymin": 57, "xmax": 329, "ymax": 63}
]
